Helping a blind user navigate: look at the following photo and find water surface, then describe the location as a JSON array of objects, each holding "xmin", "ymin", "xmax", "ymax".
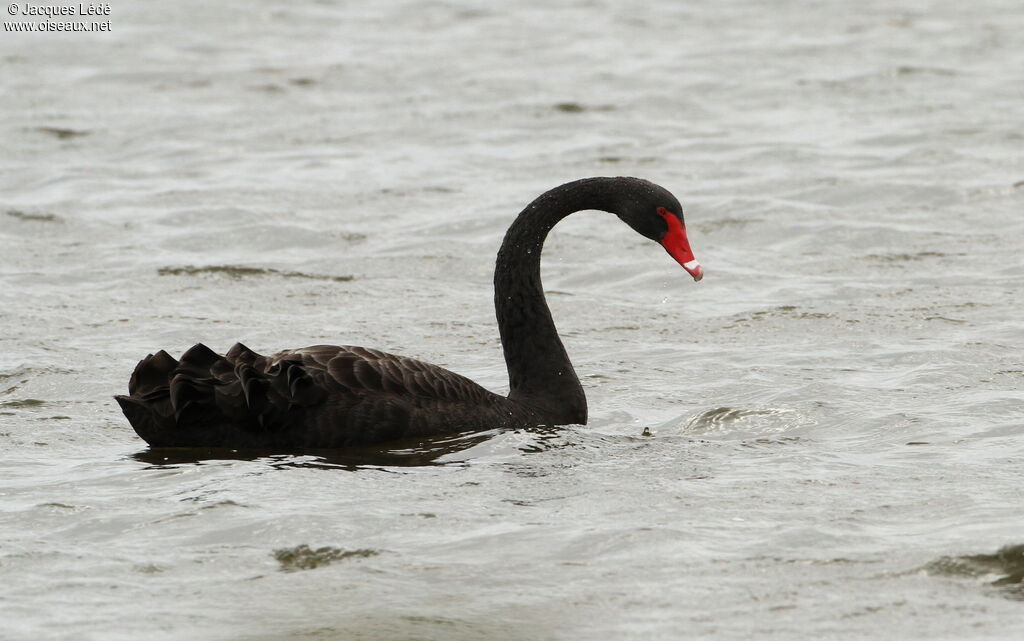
[{"xmin": 1, "ymin": 1, "xmax": 1023, "ymax": 639}]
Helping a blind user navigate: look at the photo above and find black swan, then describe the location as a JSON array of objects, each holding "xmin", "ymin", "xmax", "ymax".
[{"xmin": 116, "ymin": 177, "xmax": 702, "ymax": 448}]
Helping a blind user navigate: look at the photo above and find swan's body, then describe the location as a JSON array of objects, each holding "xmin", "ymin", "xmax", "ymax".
[{"xmin": 117, "ymin": 177, "xmax": 702, "ymax": 448}]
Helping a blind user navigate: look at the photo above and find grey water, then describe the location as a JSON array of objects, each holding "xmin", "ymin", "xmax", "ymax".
[{"xmin": 1, "ymin": 0, "xmax": 1023, "ymax": 639}]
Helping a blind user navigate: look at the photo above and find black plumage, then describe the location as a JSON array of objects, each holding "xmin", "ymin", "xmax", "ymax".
[{"xmin": 117, "ymin": 177, "xmax": 702, "ymax": 448}]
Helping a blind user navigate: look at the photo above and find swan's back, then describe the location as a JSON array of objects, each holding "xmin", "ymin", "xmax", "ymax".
[{"xmin": 116, "ymin": 342, "xmax": 511, "ymax": 448}]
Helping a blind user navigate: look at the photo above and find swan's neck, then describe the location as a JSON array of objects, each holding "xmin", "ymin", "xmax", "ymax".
[{"xmin": 494, "ymin": 179, "xmax": 625, "ymax": 425}]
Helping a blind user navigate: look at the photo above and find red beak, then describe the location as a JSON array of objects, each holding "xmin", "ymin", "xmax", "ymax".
[{"xmin": 658, "ymin": 211, "xmax": 703, "ymax": 281}]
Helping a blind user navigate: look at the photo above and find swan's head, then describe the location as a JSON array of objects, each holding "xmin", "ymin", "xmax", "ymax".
[{"xmin": 615, "ymin": 181, "xmax": 703, "ymax": 282}]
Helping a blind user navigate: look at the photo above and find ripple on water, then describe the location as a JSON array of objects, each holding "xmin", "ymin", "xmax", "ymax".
[
  {"xmin": 273, "ymin": 545, "xmax": 380, "ymax": 572},
  {"xmin": 0, "ymin": 367, "xmax": 34, "ymax": 396},
  {"xmin": 682, "ymin": 405, "xmax": 818, "ymax": 438},
  {"xmin": 0, "ymin": 399, "xmax": 46, "ymax": 408},
  {"xmin": 5, "ymin": 209, "xmax": 62, "ymax": 223},
  {"xmin": 924, "ymin": 543, "xmax": 1024, "ymax": 600},
  {"xmin": 156, "ymin": 265, "xmax": 354, "ymax": 282}
]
